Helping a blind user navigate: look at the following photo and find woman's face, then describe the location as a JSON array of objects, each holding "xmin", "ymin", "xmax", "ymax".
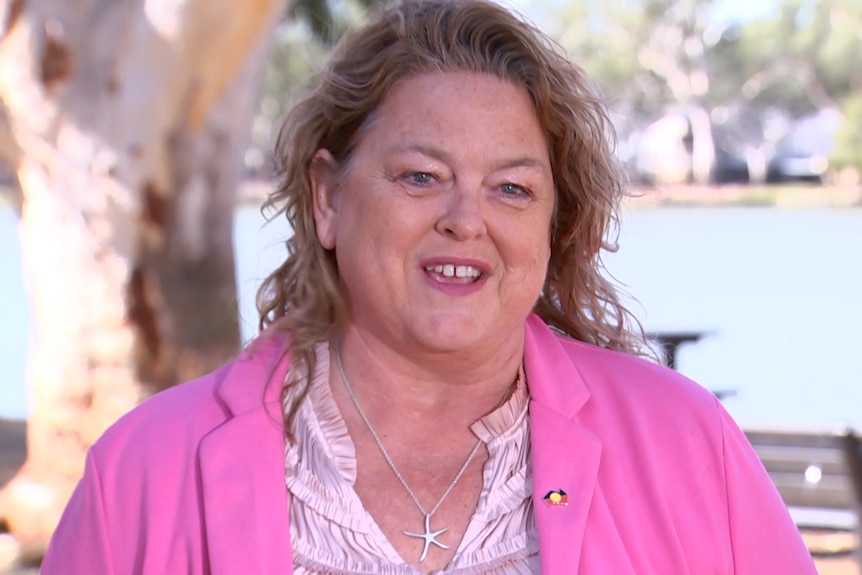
[{"xmin": 311, "ymin": 70, "xmax": 555, "ymax": 357}]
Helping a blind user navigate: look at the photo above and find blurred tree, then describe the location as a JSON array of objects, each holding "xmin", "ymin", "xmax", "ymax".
[
  {"xmin": 720, "ymin": 0, "xmax": 862, "ymax": 177},
  {"xmin": 550, "ymin": 0, "xmax": 731, "ymax": 183},
  {"xmin": 552, "ymin": 0, "xmax": 718, "ymax": 128},
  {"xmin": 831, "ymin": 93, "xmax": 862, "ymax": 180},
  {"xmin": 739, "ymin": 1, "xmax": 861, "ymax": 109},
  {"xmin": 0, "ymin": 0, "xmax": 385, "ymax": 559},
  {"xmin": 546, "ymin": 0, "xmax": 862, "ymax": 183},
  {"xmin": 0, "ymin": 0, "xmax": 291, "ymax": 559}
]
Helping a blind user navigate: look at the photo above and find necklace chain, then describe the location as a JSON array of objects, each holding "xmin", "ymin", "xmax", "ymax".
[{"xmin": 334, "ymin": 343, "xmax": 483, "ymax": 518}]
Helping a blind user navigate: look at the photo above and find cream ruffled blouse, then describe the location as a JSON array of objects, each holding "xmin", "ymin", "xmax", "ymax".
[{"xmin": 283, "ymin": 342, "xmax": 539, "ymax": 574}]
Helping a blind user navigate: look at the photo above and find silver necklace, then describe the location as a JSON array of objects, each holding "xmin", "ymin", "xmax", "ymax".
[{"xmin": 334, "ymin": 344, "xmax": 484, "ymax": 564}]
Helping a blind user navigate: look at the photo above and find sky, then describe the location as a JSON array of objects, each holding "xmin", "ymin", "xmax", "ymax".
[
  {"xmin": 710, "ymin": 0, "xmax": 777, "ymax": 22},
  {"xmin": 498, "ymin": 0, "xmax": 778, "ymax": 29}
]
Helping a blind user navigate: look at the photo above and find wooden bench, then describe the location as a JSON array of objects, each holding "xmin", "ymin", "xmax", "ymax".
[
  {"xmin": 745, "ymin": 427, "xmax": 862, "ymax": 562},
  {"xmin": 646, "ymin": 330, "xmax": 710, "ymax": 370},
  {"xmin": 647, "ymin": 330, "xmax": 736, "ymax": 400}
]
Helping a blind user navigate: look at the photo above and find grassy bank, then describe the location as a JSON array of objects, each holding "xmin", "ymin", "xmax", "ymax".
[
  {"xmin": 624, "ymin": 184, "xmax": 862, "ymax": 210},
  {"xmin": 240, "ymin": 179, "xmax": 862, "ymax": 209},
  {"xmin": 4, "ymin": 180, "xmax": 860, "ymax": 211}
]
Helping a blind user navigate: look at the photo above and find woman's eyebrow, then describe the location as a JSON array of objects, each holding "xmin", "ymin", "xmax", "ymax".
[{"xmin": 390, "ymin": 144, "xmax": 550, "ymax": 174}]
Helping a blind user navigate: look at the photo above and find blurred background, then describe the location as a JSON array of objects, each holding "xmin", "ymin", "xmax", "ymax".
[
  {"xmin": 3, "ymin": 0, "xmax": 860, "ymax": 425},
  {"xmin": 0, "ymin": 0, "xmax": 860, "ymax": 571}
]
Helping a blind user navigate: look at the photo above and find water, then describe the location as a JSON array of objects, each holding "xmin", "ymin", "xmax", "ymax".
[
  {"xmin": 0, "ymin": 208, "xmax": 28, "ymax": 419},
  {"xmin": 605, "ymin": 207, "xmax": 862, "ymax": 428},
  {"xmin": 1, "ymin": 204, "xmax": 860, "ymax": 428}
]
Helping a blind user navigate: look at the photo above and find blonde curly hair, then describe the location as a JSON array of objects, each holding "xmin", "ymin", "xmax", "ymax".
[{"xmin": 257, "ymin": 0, "xmax": 648, "ymax": 430}]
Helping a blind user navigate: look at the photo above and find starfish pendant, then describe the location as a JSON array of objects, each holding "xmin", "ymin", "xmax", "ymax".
[{"xmin": 404, "ymin": 514, "xmax": 449, "ymax": 563}]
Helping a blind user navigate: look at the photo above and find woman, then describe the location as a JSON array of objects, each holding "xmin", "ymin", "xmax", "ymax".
[{"xmin": 42, "ymin": 0, "xmax": 817, "ymax": 573}]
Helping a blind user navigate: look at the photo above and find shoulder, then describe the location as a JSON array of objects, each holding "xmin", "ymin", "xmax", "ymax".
[
  {"xmin": 561, "ymin": 334, "xmax": 716, "ymax": 412},
  {"xmin": 91, "ymin": 364, "xmax": 232, "ymax": 462},
  {"xmin": 526, "ymin": 315, "xmax": 720, "ymax": 425},
  {"xmin": 539, "ymin": 327, "xmax": 746, "ymax": 488},
  {"xmin": 562, "ymin": 333, "xmax": 726, "ymax": 441},
  {"xmin": 526, "ymin": 317, "xmax": 729, "ymax": 463},
  {"xmin": 527, "ymin": 318, "xmax": 815, "ymax": 570},
  {"xmin": 89, "ymin": 330, "xmax": 290, "ymax": 471}
]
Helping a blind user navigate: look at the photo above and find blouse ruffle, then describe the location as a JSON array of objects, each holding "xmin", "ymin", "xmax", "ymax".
[{"xmin": 284, "ymin": 343, "xmax": 538, "ymax": 574}]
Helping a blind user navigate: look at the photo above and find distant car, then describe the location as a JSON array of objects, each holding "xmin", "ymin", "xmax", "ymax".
[
  {"xmin": 766, "ymin": 108, "xmax": 841, "ymax": 184},
  {"xmin": 766, "ymin": 150, "xmax": 829, "ymax": 184}
]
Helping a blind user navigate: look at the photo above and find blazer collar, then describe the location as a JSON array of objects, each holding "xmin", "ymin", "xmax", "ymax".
[
  {"xmin": 198, "ymin": 320, "xmax": 602, "ymax": 573},
  {"xmin": 525, "ymin": 314, "xmax": 602, "ymax": 573},
  {"xmin": 199, "ymin": 330, "xmax": 295, "ymax": 573},
  {"xmin": 216, "ymin": 329, "xmax": 291, "ymax": 415},
  {"xmin": 524, "ymin": 314, "xmax": 592, "ymax": 418}
]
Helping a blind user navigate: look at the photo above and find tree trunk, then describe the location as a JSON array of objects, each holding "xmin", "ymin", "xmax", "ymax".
[{"xmin": 0, "ymin": 0, "xmax": 285, "ymax": 558}]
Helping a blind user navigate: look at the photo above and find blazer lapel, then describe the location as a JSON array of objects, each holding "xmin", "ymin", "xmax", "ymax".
[
  {"xmin": 200, "ymin": 410, "xmax": 293, "ymax": 574},
  {"xmin": 196, "ymin": 321, "xmax": 603, "ymax": 574},
  {"xmin": 525, "ymin": 315, "xmax": 602, "ymax": 574},
  {"xmin": 198, "ymin": 333, "xmax": 295, "ymax": 574},
  {"xmin": 530, "ymin": 403, "xmax": 601, "ymax": 574}
]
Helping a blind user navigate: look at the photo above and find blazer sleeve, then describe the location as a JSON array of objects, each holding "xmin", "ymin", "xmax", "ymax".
[
  {"xmin": 717, "ymin": 403, "xmax": 818, "ymax": 574},
  {"xmin": 41, "ymin": 449, "xmax": 116, "ymax": 574}
]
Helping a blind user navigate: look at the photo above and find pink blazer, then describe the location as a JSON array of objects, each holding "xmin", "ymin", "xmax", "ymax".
[{"xmin": 42, "ymin": 315, "xmax": 817, "ymax": 573}]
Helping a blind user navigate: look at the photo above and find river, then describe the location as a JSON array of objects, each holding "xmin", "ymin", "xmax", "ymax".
[{"xmin": 2, "ymin": 203, "xmax": 860, "ymax": 428}]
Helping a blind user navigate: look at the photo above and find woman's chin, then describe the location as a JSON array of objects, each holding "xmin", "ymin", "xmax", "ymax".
[{"xmin": 399, "ymin": 317, "xmax": 511, "ymax": 356}]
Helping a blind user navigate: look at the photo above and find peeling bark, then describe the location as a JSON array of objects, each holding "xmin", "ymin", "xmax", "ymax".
[{"xmin": 38, "ymin": 21, "xmax": 71, "ymax": 89}]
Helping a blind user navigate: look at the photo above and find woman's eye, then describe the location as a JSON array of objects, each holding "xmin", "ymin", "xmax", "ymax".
[
  {"xmin": 499, "ymin": 182, "xmax": 531, "ymax": 198},
  {"xmin": 402, "ymin": 172, "xmax": 435, "ymax": 186}
]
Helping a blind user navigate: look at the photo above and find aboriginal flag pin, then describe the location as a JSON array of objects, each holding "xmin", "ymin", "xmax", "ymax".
[{"xmin": 543, "ymin": 489, "xmax": 568, "ymax": 507}]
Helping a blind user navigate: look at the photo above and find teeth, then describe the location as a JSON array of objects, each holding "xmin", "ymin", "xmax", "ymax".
[{"xmin": 426, "ymin": 264, "xmax": 481, "ymax": 278}]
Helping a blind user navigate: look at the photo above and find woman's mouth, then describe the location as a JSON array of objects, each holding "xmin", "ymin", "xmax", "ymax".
[{"xmin": 424, "ymin": 264, "xmax": 482, "ymax": 281}]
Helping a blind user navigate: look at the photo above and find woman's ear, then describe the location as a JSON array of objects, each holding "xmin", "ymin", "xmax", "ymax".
[{"xmin": 309, "ymin": 149, "xmax": 340, "ymax": 249}]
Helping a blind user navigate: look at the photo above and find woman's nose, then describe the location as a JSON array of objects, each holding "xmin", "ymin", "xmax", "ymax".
[{"xmin": 435, "ymin": 188, "xmax": 487, "ymax": 240}]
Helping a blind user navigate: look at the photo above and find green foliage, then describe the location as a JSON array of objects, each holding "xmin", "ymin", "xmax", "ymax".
[
  {"xmin": 729, "ymin": 0, "xmax": 862, "ymax": 117},
  {"xmin": 247, "ymin": 0, "xmax": 381, "ymax": 176},
  {"xmin": 551, "ymin": 0, "xmax": 862, "ymax": 113},
  {"xmin": 551, "ymin": 0, "xmax": 728, "ymax": 128},
  {"xmin": 269, "ymin": 0, "xmax": 377, "ymax": 110},
  {"xmin": 830, "ymin": 93, "xmax": 862, "ymax": 173},
  {"xmin": 291, "ymin": 0, "xmax": 379, "ymax": 42},
  {"xmin": 545, "ymin": 0, "xmax": 862, "ymax": 180}
]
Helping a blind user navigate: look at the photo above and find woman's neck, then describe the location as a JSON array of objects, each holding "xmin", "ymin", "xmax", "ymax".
[{"xmin": 333, "ymin": 325, "xmax": 524, "ymax": 423}]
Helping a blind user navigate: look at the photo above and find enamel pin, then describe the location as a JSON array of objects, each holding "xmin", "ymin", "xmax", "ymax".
[{"xmin": 543, "ymin": 489, "xmax": 568, "ymax": 507}]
